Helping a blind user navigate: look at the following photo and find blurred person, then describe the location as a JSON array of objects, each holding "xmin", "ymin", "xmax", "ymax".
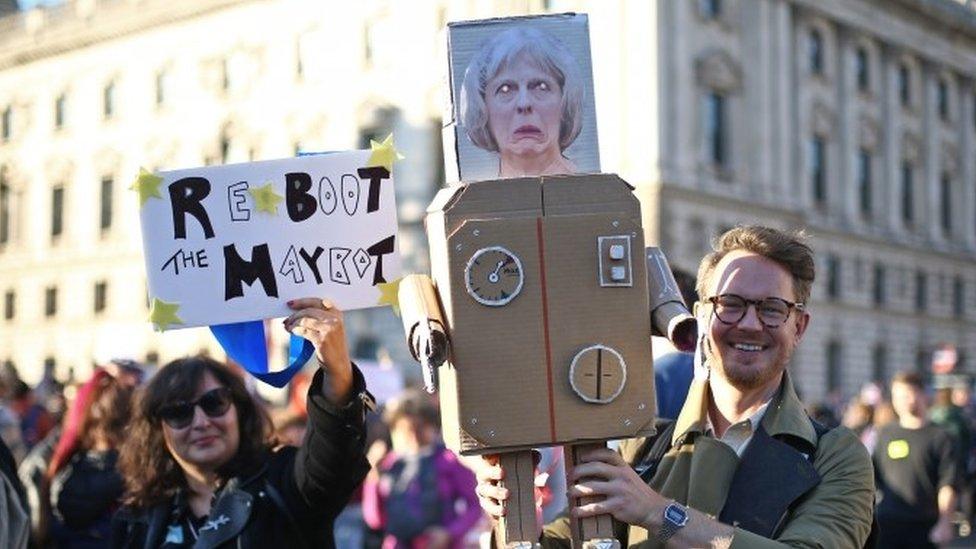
[
  {"xmin": 0, "ymin": 376, "xmax": 26, "ymax": 463},
  {"xmin": 929, "ymin": 385, "xmax": 971, "ymax": 476},
  {"xmin": 273, "ymin": 411, "xmax": 308, "ymax": 448},
  {"xmin": 874, "ymin": 372, "xmax": 958, "ymax": 548},
  {"xmin": 363, "ymin": 388, "xmax": 481, "ymax": 549},
  {"xmin": 842, "ymin": 399, "xmax": 878, "ymax": 452},
  {"xmin": 461, "ymin": 26, "xmax": 583, "ymax": 177},
  {"xmin": 1, "ymin": 432, "xmax": 29, "ymax": 548},
  {"xmin": 42, "ymin": 367, "xmax": 135, "ymax": 548},
  {"xmin": 11, "ymin": 380, "xmax": 55, "ymax": 451},
  {"xmin": 111, "ymin": 298, "xmax": 370, "ymax": 548}
]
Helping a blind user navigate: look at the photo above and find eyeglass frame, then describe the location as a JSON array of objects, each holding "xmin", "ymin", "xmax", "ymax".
[
  {"xmin": 700, "ymin": 293, "xmax": 806, "ymax": 328},
  {"xmin": 157, "ymin": 387, "xmax": 234, "ymax": 429}
]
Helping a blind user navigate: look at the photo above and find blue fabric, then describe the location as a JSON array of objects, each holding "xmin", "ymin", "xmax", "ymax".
[
  {"xmin": 210, "ymin": 321, "xmax": 314, "ymax": 387},
  {"xmin": 655, "ymin": 351, "xmax": 694, "ymax": 420}
]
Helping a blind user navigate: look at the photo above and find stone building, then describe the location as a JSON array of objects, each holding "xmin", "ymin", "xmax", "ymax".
[{"xmin": 0, "ymin": 0, "xmax": 973, "ymax": 402}]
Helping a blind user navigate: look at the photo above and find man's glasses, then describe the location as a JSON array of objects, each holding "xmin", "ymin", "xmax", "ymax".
[
  {"xmin": 157, "ymin": 387, "xmax": 233, "ymax": 429},
  {"xmin": 703, "ymin": 294, "xmax": 804, "ymax": 328}
]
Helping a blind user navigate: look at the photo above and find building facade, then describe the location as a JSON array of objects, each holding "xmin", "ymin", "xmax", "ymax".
[{"xmin": 0, "ymin": 0, "xmax": 973, "ymax": 402}]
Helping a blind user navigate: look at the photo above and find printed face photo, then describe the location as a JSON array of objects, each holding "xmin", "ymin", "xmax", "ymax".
[{"xmin": 448, "ymin": 13, "xmax": 600, "ymax": 181}]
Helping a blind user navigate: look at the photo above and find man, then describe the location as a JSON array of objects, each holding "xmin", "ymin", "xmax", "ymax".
[
  {"xmin": 477, "ymin": 225, "xmax": 875, "ymax": 547},
  {"xmin": 874, "ymin": 372, "xmax": 958, "ymax": 548}
]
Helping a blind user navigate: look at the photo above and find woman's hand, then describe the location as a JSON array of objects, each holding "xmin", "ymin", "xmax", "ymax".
[
  {"xmin": 567, "ymin": 447, "xmax": 666, "ymax": 529},
  {"xmin": 284, "ymin": 297, "xmax": 353, "ymax": 405}
]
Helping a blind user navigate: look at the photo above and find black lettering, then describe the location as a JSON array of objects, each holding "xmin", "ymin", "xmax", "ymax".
[
  {"xmin": 299, "ymin": 246, "xmax": 325, "ymax": 284},
  {"xmin": 196, "ymin": 249, "xmax": 209, "ymax": 268},
  {"xmin": 223, "ymin": 243, "xmax": 278, "ymax": 300},
  {"xmin": 169, "ymin": 177, "xmax": 215, "ymax": 239},
  {"xmin": 366, "ymin": 235, "xmax": 395, "ymax": 285},
  {"xmin": 357, "ymin": 166, "xmax": 391, "ymax": 213},
  {"xmin": 285, "ymin": 172, "xmax": 316, "ymax": 222}
]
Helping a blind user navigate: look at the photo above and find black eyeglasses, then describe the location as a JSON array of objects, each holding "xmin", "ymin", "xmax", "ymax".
[
  {"xmin": 703, "ymin": 294, "xmax": 805, "ymax": 328},
  {"xmin": 158, "ymin": 387, "xmax": 233, "ymax": 429}
]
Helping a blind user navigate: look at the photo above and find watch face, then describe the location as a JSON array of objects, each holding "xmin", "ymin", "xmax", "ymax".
[
  {"xmin": 664, "ymin": 503, "xmax": 689, "ymax": 526},
  {"xmin": 464, "ymin": 246, "xmax": 524, "ymax": 306}
]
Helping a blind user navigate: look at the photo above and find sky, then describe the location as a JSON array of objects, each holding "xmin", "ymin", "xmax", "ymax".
[{"xmin": 17, "ymin": 0, "xmax": 65, "ymax": 10}]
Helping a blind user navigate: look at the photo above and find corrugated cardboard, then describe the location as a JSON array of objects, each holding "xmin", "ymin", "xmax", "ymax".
[
  {"xmin": 496, "ymin": 451, "xmax": 540, "ymax": 546},
  {"xmin": 426, "ymin": 173, "xmax": 657, "ymax": 455}
]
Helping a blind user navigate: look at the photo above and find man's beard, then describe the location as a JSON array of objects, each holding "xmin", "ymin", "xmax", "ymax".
[{"xmin": 708, "ymin": 341, "xmax": 792, "ymax": 391}]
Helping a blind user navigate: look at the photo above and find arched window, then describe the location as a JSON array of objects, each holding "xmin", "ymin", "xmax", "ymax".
[{"xmin": 809, "ymin": 29, "xmax": 824, "ymax": 75}]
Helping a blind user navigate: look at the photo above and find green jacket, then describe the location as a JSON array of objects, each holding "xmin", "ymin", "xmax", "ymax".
[{"xmin": 541, "ymin": 371, "xmax": 875, "ymax": 548}]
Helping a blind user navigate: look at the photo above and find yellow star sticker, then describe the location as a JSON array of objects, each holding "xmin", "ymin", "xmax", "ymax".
[
  {"xmin": 366, "ymin": 134, "xmax": 404, "ymax": 172},
  {"xmin": 249, "ymin": 182, "xmax": 284, "ymax": 215},
  {"xmin": 375, "ymin": 277, "xmax": 403, "ymax": 316},
  {"xmin": 149, "ymin": 298, "xmax": 184, "ymax": 331},
  {"xmin": 130, "ymin": 168, "xmax": 163, "ymax": 207}
]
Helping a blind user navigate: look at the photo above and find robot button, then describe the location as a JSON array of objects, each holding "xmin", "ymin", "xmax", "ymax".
[
  {"xmin": 609, "ymin": 244, "xmax": 626, "ymax": 260},
  {"xmin": 611, "ymin": 266, "xmax": 627, "ymax": 281}
]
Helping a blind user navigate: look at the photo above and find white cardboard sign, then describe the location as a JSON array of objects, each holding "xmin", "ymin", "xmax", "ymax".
[{"xmin": 138, "ymin": 151, "xmax": 400, "ymax": 329}]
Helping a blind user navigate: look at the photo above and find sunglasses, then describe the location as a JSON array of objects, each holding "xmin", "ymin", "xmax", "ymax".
[{"xmin": 158, "ymin": 387, "xmax": 233, "ymax": 429}]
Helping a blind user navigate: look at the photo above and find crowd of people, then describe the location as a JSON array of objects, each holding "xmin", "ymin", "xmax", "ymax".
[{"xmin": 0, "ymin": 227, "xmax": 974, "ymax": 548}]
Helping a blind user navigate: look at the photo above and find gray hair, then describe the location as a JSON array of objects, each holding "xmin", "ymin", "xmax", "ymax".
[{"xmin": 460, "ymin": 26, "xmax": 584, "ymax": 153}]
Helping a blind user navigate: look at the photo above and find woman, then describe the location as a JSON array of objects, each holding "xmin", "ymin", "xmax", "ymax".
[
  {"xmin": 460, "ymin": 26, "xmax": 584, "ymax": 177},
  {"xmin": 111, "ymin": 298, "xmax": 370, "ymax": 548},
  {"xmin": 43, "ymin": 367, "xmax": 135, "ymax": 548},
  {"xmin": 362, "ymin": 389, "xmax": 481, "ymax": 549}
]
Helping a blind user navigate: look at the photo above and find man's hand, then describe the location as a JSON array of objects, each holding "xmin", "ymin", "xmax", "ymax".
[
  {"xmin": 567, "ymin": 446, "xmax": 667, "ymax": 529},
  {"xmin": 285, "ymin": 297, "xmax": 353, "ymax": 404},
  {"xmin": 472, "ymin": 454, "xmax": 509, "ymax": 519}
]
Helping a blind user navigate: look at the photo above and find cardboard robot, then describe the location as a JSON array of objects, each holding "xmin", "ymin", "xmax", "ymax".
[
  {"xmin": 398, "ymin": 12, "xmax": 696, "ymax": 548},
  {"xmin": 398, "ymin": 173, "xmax": 696, "ymax": 548}
]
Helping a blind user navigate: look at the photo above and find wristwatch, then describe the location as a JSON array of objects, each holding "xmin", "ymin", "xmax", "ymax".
[{"xmin": 657, "ymin": 501, "xmax": 690, "ymax": 542}]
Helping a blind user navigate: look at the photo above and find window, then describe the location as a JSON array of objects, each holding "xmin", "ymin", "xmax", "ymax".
[
  {"xmin": 704, "ymin": 92, "xmax": 727, "ymax": 168},
  {"xmin": 872, "ymin": 344, "xmax": 887, "ymax": 385},
  {"xmin": 44, "ymin": 286, "xmax": 57, "ymax": 317},
  {"xmin": 295, "ymin": 38, "xmax": 304, "ymax": 78},
  {"xmin": 953, "ymin": 276, "xmax": 964, "ymax": 319},
  {"xmin": 938, "ymin": 79, "xmax": 949, "ymax": 121},
  {"xmin": 51, "ymin": 186, "xmax": 64, "ymax": 239},
  {"xmin": 99, "ymin": 176, "xmax": 113, "ymax": 231},
  {"xmin": 809, "ymin": 30, "xmax": 824, "ymax": 75},
  {"xmin": 940, "ymin": 175, "xmax": 952, "ymax": 235},
  {"xmin": 915, "ymin": 271, "xmax": 927, "ymax": 312},
  {"xmin": 145, "ymin": 350, "xmax": 159, "ymax": 366},
  {"xmin": 43, "ymin": 357, "xmax": 56, "ymax": 378},
  {"xmin": 93, "ymin": 280, "xmax": 107, "ymax": 314},
  {"xmin": 3, "ymin": 290, "xmax": 13, "ymax": 320},
  {"xmin": 810, "ymin": 137, "xmax": 826, "ymax": 206},
  {"xmin": 900, "ymin": 162, "xmax": 913, "ymax": 226},
  {"xmin": 855, "ymin": 48, "xmax": 869, "ymax": 92},
  {"xmin": 221, "ymin": 58, "xmax": 230, "ymax": 92},
  {"xmin": 826, "ymin": 254, "xmax": 841, "ymax": 300},
  {"xmin": 700, "ymin": 0, "xmax": 721, "ymax": 18},
  {"xmin": 54, "ymin": 93, "xmax": 66, "ymax": 129},
  {"xmin": 857, "ymin": 149, "xmax": 872, "ymax": 217},
  {"xmin": 102, "ymin": 81, "xmax": 115, "ymax": 119},
  {"xmin": 220, "ymin": 131, "xmax": 231, "ymax": 164},
  {"xmin": 0, "ymin": 177, "xmax": 9, "ymax": 245},
  {"xmin": 898, "ymin": 63, "xmax": 911, "ymax": 107},
  {"xmin": 873, "ymin": 263, "xmax": 886, "ymax": 306},
  {"xmin": 826, "ymin": 341, "xmax": 842, "ymax": 392},
  {"xmin": 1, "ymin": 106, "xmax": 10, "ymax": 141}
]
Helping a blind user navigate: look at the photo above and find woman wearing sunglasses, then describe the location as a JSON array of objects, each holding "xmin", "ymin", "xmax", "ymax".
[{"xmin": 111, "ymin": 298, "xmax": 370, "ymax": 549}]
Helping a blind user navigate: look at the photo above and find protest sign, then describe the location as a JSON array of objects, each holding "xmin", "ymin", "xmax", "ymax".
[{"xmin": 135, "ymin": 145, "xmax": 401, "ymax": 331}]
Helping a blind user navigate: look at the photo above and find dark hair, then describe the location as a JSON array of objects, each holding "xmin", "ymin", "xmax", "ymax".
[
  {"xmin": 382, "ymin": 388, "xmax": 440, "ymax": 429},
  {"xmin": 118, "ymin": 356, "xmax": 274, "ymax": 509},
  {"xmin": 891, "ymin": 371, "xmax": 925, "ymax": 391}
]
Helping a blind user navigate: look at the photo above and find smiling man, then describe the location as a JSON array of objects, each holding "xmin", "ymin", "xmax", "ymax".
[{"xmin": 476, "ymin": 225, "xmax": 876, "ymax": 548}]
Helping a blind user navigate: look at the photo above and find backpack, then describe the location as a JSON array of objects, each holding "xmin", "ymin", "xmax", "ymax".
[
  {"xmin": 381, "ymin": 450, "xmax": 443, "ymax": 542},
  {"xmin": 632, "ymin": 417, "xmax": 879, "ymax": 548}
]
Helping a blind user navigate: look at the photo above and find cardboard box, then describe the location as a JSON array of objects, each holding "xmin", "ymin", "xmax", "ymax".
[{"xmin": 426, "ymin": 173, "xmax": 656, "ymax": 455}]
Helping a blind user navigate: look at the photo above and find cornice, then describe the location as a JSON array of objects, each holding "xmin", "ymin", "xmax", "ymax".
[{"xmin": 0, "ymin": 0, "xmax": 263, "ymax": 71}]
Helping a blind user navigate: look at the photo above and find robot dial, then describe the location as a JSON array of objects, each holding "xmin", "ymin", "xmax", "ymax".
[{"xmin": 464, "ymin": 246, "xmax": 524, "ymax": 307}]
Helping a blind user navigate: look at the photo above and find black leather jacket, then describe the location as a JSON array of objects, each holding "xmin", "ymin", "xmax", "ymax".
[{"xmin": 110, "ymin": 367, "xmax": 370, "ymax": 549}]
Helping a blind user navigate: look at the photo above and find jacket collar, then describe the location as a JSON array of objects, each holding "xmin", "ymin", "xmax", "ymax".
[{"xmin": 672, "ymin": 369, "xmax": 816, "ymax": 449}]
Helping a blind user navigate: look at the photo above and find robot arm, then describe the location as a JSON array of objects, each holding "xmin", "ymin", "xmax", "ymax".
[
  {"xmin": 397, "ymin": 274, "xmax": 451, "ymax": 393},
  {"xmin": 645, "ymin": 247, "xmax": 698, "ymax": 353}
]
